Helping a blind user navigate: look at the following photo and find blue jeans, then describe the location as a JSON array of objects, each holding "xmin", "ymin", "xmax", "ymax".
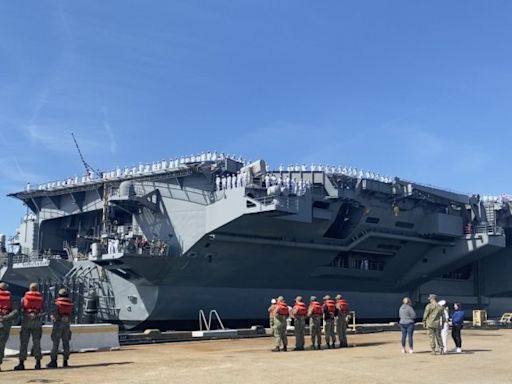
[{"xmin": 400, "ymin": 323, "xmax": 414, "ymax": 349}]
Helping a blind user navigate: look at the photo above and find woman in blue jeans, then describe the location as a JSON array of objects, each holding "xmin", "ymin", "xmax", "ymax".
[{"xmin": 398, "ymin": 297, "xmax": 416, "ymax": 353}]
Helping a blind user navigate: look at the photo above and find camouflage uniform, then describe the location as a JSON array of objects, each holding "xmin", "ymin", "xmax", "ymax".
[
  {"xmin": 336, "ymin": 312, "xmax": 348, "ymax": 348},
  {"xmin": 272, "ymin": 297, "xmax": 288, "ymax": 351},
  {"xmin": 273, "ymin": 313, "xmax": 288, "ymax": 350},
  {"xmin": 19, "ymin": 313, "xmax": 43, "ymax": 362},
  {"xmin": 307, "ymin": 298, "xmax": 322, "ymax": 350},
  {"xmin": 323, "ymin": 297, "xmax": 337, "ymax": 348},
  {"xmin": 47, "ymin": 290, "xmax": 74, "ymax": 368},
  {"xmin": 15, "ymin": 284, "xmax": 44, "ymax": 370},
  {"xmin": 292, "ymin": 297, "xmax": 306, "ymax": 351},
  {"xmin": 423, "ymin": 298, "xmax": 445, "ymax": 354},
  {"xmin": 50, "ymin": 313, "xmax": 72, "ymax": 363}
]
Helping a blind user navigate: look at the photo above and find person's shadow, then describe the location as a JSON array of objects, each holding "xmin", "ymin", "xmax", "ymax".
[{"xmin": 55, "ymin": 361, "xmax": 133, "ymax": 369}]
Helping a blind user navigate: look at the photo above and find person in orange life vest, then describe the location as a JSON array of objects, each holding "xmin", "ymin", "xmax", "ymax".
[
  {"xmin": 267, "ymin": 298, "xmax": 277, "ymax": 330},
  {"xmin": 271, "ymin": 296, "xmax": 288, "ymax": 352},
  {"xmin": 335, "ymin": 294, "xmax": 349, "ymax": 348},
  {"xmin": 323, "ymin": 295, "xmax": 337, "ymax": 349},
  {"xmin": 0, "ymin": 282, "xmax": 18, "ymax": 372},
  {"xmin": 47, "ymin": 288, "xmax": 74, "ymax": 368},
  {"xmin": 307, "ymin": 296, "xmax": 323, "ymax": 350},
  {"xmin": 14, "ymin": 282, "xmax": 44, "ymax": 371},
  {"xmin": 291, "ymin": 296, "xmax": 307, "ymax": 351}
]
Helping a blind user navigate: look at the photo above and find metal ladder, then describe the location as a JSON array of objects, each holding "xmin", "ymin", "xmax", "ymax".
[{"xmin": 198, "ymin": 309, "xmax": 225, "ymax": 331}]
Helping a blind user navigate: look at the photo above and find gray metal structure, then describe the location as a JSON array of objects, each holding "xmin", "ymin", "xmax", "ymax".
[{"xmin": 1, "ymin": 153, "xmax": 512, "ymax": 329}]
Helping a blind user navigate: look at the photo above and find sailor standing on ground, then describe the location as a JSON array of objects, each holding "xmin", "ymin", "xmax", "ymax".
[
  {"xmin": 438, "ymin": 300, "xmax": 449, "ymax": 353},
  {"xmin": 323, "ymin": 295, "xmax": 337, "ymax": 348},
  {"xmin": 47, "ymin": 288, "xmax": 74, "ymax": 368},
  {"xmin": 451, "ymin": 303, "xmax": 464, "ymax": 353},
  {"xmin": 267, "ymin": 299, "xmax": 277, "ymax": 331},
  {"xmin": 272, "ymin": 296, "xmax": 288, "ymax": 352},
  {"xmin": 307, "ymin": 296, "xmax": 323, "ymax": 350},
  {"xmin": 291, "ymin": 296, "xmax": 307, "ymax": 351},
  {"xmin": 422, "ymin": 293, "xmax": 445, "ymax": 355},
  {"xmin": 398, "ymin": 297, "xmax": 416, "ymax": 354},
  {"xmin": 0, "ymin": 282, "xmax": 18, "ymax": 372},
  {"xmin": 335, "ymin": 294, "xmax": 349, "ymax": 348},
  {"xmin": 15, "ymin": 282, "xmax": 44, "ymax": 370}
]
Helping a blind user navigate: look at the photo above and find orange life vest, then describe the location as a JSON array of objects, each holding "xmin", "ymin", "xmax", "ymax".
[
  {"xmin": 336, "ymin": 298, "xmax": 349, "ymax": 314},
  {"xmin": 324, "ymin": 299, "xmax": 336, "ymax": 315},
  {"xmin": 276, "ymin": 301, "xmax": 289, "ymax": 316},
  {"xmin": 293, "ymin": 301, "xmax": 307, "ymax": 316},
  {"xmin": 309, "ymin": 301, "xmax": 323, "ymax": 316},
  {"xmin": 22, "ymin": 291, "xmax": 43, "ymax": 314},
  {"xmin": 55, "ymin": 297, "xmax": 74, "ymax": 317},
  {"xmin": 0, "ymin": 290, "xmax": 12, "ymax": 315}
]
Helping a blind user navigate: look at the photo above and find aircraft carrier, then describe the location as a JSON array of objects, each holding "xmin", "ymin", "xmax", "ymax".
[{"xmin": 1, "ymin": 152, "xmax": 512, "ymax": 330}]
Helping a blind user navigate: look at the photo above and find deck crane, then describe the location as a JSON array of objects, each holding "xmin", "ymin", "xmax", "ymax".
[{"xmin": 71, "ymin": 132, "xmax": 101, "ymax": 178}]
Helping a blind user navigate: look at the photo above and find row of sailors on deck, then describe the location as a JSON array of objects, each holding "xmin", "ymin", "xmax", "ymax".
[
  {"xmin": 278, "ymin": 164, "xmax": 393, "ymax": 183},
  {"xmin": 30, "ymin": 152, "xmax": 248, "ymax": 192},
  {"xmin": 215, "ymin": 172, "xmax": 249, "ymax": 191},
  {"xmin": 481, "ymin": 194, "xmax": 512, "ymax": 204},
  {"xmin": 215, "ymin": 173, "xmax": 311, "ymax": 196}
]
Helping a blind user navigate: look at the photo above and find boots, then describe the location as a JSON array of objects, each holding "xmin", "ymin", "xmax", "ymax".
[
  {"xmin": 47, "ymin": 359, "xmax": 58, "ymax": 369},
  {"xmin": 35, "ymin": 360, "xmax": 41, "ymax": 370},
  {"xmin": 14, "ymin": 360, "xmax": 25, "ymax": 371},
  {"xmin": 63, "ymin": 359, "xmax": 68, "ymax": 368}
]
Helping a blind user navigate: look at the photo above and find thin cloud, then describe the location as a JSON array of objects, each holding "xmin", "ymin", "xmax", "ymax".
[
  {"xmin": 102, "ymin": 106, "xmax": 117, "ymax": 153},
  {"xmin": 0, "ymin": 157, "xmax": 45, "ymax": 187}
]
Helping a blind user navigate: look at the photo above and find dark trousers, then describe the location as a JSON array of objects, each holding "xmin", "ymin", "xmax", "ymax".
[
  {"xmin": 399, "ymin": 323, "xmax": 414, "ymax": 349},
  {"xmin": 452, "ymin": 324, "xmax": 463, "ymax": 348}
]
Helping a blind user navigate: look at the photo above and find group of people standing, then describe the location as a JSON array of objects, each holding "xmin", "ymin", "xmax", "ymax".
[
  {"xmin": 268, "ymin": 294, "xmax": 350, "ymax": 352},
  {"xmin": 399, "ymin": 294, "xmax": 465, "ymax": 355},
  {"xmin": 0, "ymin": 282, "xmax": 73, "ymax": 372}
]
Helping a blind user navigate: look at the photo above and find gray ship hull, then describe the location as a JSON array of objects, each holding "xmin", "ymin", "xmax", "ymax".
[{"xmin": 5, "ymin": 155, "xmax": 512, "ymax": 329}]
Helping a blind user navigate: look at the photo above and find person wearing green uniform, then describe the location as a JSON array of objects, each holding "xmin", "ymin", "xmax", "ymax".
[
  {"xmin": 47, "ymin": 288, "xmax": 74, "ymax": 368},
  {"xmin": 323, "ymin": 295, "xmax": 337, "ymax": 349},
  {"xmin": 307, "ymin": 296, "xmax": 323, "ymax": 350},
  {"xmin": 335, "ymin": 294, "xmax": 349, "ymax": 348},
  {"xmin": 422, "ymin": 293, "xmax": 446, "ymax": 355},
  {"xmin": 292, "ymin": 296, "xmax": 307, "ymax": 351},
  {"xmin": 272, "ymin": 296, "xmax": 288, "ymax": 352},
  {"xmin": 14, "ymin": 282, "xmax": 44, "ymax": 371}
]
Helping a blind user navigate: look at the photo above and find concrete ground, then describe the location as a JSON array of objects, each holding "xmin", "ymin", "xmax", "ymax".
[{"xmin": 1, "ymin": 328, "xmax": 510, "ymax": 384}]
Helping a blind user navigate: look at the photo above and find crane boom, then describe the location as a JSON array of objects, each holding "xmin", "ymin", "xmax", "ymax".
[{"xmin": 71, "ymin": 132, "xmax": 100, "ymax": 177}]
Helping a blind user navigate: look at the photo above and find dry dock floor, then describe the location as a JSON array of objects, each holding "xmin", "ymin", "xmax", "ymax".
[{"xmin": 1, "ymin": 328, "xmax": 511, "ymax": 384}]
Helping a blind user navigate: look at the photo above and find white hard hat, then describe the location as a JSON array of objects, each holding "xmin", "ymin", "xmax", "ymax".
[
  {"xmin": 271, "ymin": 299, "xmax": 276, "ymax": 304},
  {"xmin": 438, "ymin": 300, "xmax": 446, "ymax": 306}
]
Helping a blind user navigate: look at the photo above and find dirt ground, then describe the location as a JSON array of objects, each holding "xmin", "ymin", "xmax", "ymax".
[{"xmin": 1, "ymin": 328, "xmax": 510, "ymax": 384}]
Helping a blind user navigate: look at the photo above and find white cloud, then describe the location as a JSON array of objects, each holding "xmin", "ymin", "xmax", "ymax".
[{"xmin": 102, "ymin": 106, "xmax": 117, "ymax": 153}]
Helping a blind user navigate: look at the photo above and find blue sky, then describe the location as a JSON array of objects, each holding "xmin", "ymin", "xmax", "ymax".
[{"xmin": 1, "ymin": 1, "xmax": 511, "ymax": 235}]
